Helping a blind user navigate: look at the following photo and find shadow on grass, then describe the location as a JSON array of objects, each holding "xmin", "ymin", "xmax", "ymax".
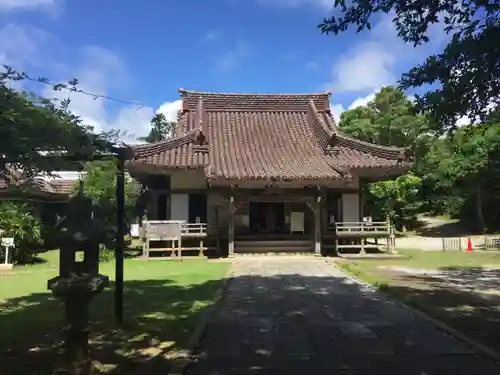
[
  {"xmin": 415, "ymin": 221, "xmax": 467, "ymax": 238},
  {"xmin": 376, "ymin": 266, "xmax": 500, "ymax": 352},
  {"xmin": 0, "ymin": 278, "xmax": 224, "ymax": 375}
]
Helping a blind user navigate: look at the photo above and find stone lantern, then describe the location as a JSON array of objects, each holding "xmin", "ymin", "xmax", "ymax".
[{"xmin": 48, "ymin": 181, "xmax": 109, "ymax": 375}]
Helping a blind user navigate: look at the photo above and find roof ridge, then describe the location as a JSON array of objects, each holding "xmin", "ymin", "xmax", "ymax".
[
  {"xmin": 178, "ymin": 88, "xmax": 332, "ymax": 97},
  {"xmin": 308, "ymin": 100, "xmax": 335, "ymax": 150}
]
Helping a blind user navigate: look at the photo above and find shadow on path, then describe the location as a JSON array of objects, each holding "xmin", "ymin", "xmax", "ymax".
[
  {"xmin": 379, "ymin": 266, "xmax": 500, "ymax": 355},
  {"xmin": 184, "ymin": 261, "xmax": 500, "ymax": 375}
]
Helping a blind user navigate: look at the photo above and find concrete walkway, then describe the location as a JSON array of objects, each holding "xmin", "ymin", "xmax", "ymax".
[{"xmin": 185, "ymin": 257, "xmax": 500, "ymax": 374}]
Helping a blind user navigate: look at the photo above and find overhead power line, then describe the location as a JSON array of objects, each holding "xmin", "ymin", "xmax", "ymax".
[{"xmin": 3, "ymin": 65, "xmax": 147, "ymax": 112}]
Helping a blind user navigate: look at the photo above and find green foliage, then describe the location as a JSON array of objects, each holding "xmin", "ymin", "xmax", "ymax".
[
  {"xmin": 0, "ymin": 201, "xmax": 42, "ymax": 264},
  {"xmin": 339, "ymin": 87, "xmax": 430, "ymax": 148},
  {"xmin": 338, "ymin": 87, "xmax": 427, "ymax": 229},
  {"xmin": 337, "ymin": 86, "xmax": 500, "ymax": 233},
  {"xmin": 99, "ymin": 245, "xmax": 115, "ymax": 263},
  {"xmin": 431, "ymin": 123, "xmax": 500, "ymax": 231},
  {"xmin": 124, "ymin": 235, "xmax": 132, "ymax": 246},
  {"xmin": 319, "ymin": 0, "xmax": 500, "ymax": 132},
  {"xmin": 138, "ymin": 113, "xmax": 176, "ymax": 143},
  {"xmin": 75, "ymin": 159, "xmax": 140, "ymax": 244},
  {"xmin": 0, "ymin": 66, "xmax": 117, "ymax": 177},
  {"xmin": 368, "ymin": 174, "xmax": 423, "ymax": 231}
]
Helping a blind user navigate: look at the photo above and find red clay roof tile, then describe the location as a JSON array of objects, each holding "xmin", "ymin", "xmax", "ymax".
[{"xmin": 128, "ymin": 90, "xmax": 410, "ymax": 181}]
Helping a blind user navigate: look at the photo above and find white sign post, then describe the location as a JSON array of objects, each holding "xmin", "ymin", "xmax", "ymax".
[{"xmin": 1, "ymin": 237, "xmax": 14, "ymax": 265}]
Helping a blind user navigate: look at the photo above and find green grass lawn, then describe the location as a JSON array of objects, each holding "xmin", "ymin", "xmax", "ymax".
[
  {"xmin": 336, "ymin": 249, "xmax": 500, "ymax": 351},
  {"xmin": 0, "ymin": 250, "xmax": 230, "ymax": 374}
]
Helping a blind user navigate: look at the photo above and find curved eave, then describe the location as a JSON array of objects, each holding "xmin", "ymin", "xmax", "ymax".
[
  {"xmin": 335, "ymin": 132, "xmax": 410, "ymax": 160},
  {"xmin": 131, "ymin": 130, "xmax": 199, "ymax": 158},
  {"xmin": 348, "ymin": 161, "xmax": 413, "ymax": 182},
  {"xmin": 128, "ymin": 128, "xmax": 209, "ymax": 172},
  {"xmin": 321, "ymin": 111, "xmax": 411, "ymax": 160}
]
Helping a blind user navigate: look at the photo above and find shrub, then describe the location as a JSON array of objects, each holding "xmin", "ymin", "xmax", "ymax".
[
  {"xmin": 0, "ymin": 201, "xmax": 42, "ymax": 264},
  {"xmin": 99, "ymin": 245, "xmax": 114, "ymax": 263},
  {"xmin": 124, "ymin": 235, "xmax": 132, "ymax": 247}
]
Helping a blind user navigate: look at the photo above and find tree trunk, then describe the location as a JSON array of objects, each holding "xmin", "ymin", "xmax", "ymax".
[{"xmin": 476, "ymin": 186, "xmax": 487, "ymax": 233}]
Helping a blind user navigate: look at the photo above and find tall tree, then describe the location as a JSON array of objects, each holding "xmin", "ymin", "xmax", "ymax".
[
  {"xmin": 339, "ymin": 86, "xmax": 429, "ymax": 148},
  {"xmin": 339, "ymin": 87, "xmax": 430, "ymax": 229},
  {"xmin": 138, "ymin": 113, "xmax": 176, "ymax": 143},
  {"xmin": 319, "ymin": 1, "xmax": 500, "ymax": 132},
  {"xmin": 425, "ymin": 122, "xmax": 500, "ymax": 232}
]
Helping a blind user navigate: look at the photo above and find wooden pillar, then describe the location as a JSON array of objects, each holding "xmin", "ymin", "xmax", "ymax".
[
  {"xmin": 314, "ymin": 196, "xmax": 322, "ymax": 256},
  {"xmin": 143, "ymin": 238, "xmax": 150, "ymax": 260},
  {"xmin": 228, "ymin": 197, "xmax": 235, "ymax": 258},
  {"xmin": 215, "ymin": 207, "xmax": 221, "ymax": 257},
  {"xmin": 359, "ymin": 178, "xmax": 365, "ymax": 254},
  {"xmin": 360, "ymin": 224, "xmax": 365, "ymax": 255}
]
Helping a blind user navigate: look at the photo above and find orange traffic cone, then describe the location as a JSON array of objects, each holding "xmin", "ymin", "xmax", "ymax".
[{"xmin": 467, "ymin": 237, "xmax": 473, "ymax": 252}]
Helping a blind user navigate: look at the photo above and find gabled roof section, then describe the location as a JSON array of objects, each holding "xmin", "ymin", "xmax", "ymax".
[
  {"xmin": 128, "ymin": 89, "xmax": 411, "ymax": 181},
  {"xmin": 129, "ymin": 128, "xmax": 209, "ymax": 169},
  {"xmin": 0, "ymin": 169, "xmax": 73, "ymax": 200}
]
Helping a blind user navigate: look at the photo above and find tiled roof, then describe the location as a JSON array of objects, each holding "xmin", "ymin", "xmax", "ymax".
[
  {"xmin": 130, "ymin": 128, "xmax": 209, "ymax": 169},
  {"xmin": 0, "ymin": 170, "xmax": 74, "ymax": 199},
  {"xmin": 48, "ymin": 179, "xmax": 75, "ymax": 194},
  {"xmin": 128, "ymin": 89, "xmax": 410, "ymax": 181}
]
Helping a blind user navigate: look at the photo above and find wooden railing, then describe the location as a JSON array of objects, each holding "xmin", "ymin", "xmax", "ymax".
[
  {"xmin": 332, "ymin": 221, "xmax": 390, "ymax": 233},
  {"xmin": 142, "ymin": 220, "xmax": 208, "ymax": 238},
  {"xmin": 181, "ymin": 222, "xmax": 208, "ymax": 236},
  {"xmin": 141, "ymin": 220, "xmax": 208, "ymax": 259},
  {"xmin": 325, "ymin": 221, "xmax": 395, "ymax": 254}
]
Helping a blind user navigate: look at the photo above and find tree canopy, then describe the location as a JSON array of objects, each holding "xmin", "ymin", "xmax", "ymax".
[
  {"xmin": 0, "ymin": 67, "xmax": 117, "ymax": 177},
  {"xmin": 76, "ymin": 159, "xmax": 140, "ymax": 232},
  {"xmin": 339, "ymin": 86, "xmax": 429, "ymax": 147},
  {"xmin": 339, "ymin": 85, "xmax": 500, "ymax": 233},
  {"xmin": 138, "ymin": 113, "xmax": 176, "ymax": 143},
  {"xmin": 320, "ymin": 0, "xmax": 500, "ymax": 132}
]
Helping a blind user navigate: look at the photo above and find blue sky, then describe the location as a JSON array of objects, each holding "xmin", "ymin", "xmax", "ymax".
[{"xmin": 0, "ymin": 0, "xmax": 448, "ymax": 139}]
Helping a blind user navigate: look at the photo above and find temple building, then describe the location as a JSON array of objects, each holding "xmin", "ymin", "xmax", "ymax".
[{"xmin": 127, "ymin": 89, "xmax": 411, "ymax": 256}]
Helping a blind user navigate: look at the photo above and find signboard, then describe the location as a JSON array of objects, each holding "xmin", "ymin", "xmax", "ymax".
[{"xmin": 1, "ymin": 237, "xmax": 14, "ymax": 247}]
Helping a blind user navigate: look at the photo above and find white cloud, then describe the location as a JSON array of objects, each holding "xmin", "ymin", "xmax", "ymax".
[
  {"xmin": 329, "ymin": 42, "xmax": 396, "ymax": 93},
  {"xmin": 0, "ymin": 23, "xmax": 53, "ymax": 67},
  {"xmin": 325, "ymin": 12, "xmax": 449, "ymax": 94},
  {"xmin": 215, "ymin": 41, "xmax": 250, "ymax": 72},
  {"xmin": 330, "ymin": 103, "xmax": 345, "ymax": 123},
  {"xmin": 348, "ymin": 92, "xmax": 376, "ymax": 109},
  {"xmin": 0, "ymin": 0, "xmax": 59, "ymax": 12},
  {"xmin": 325, "ymin": 15, "xmax": 399, "ymax": 93},
  {"xmin": 1, "ymin": 23, "xmax": 182, "ymax": 142},
  {"xmin": 157, "ymin": 100, "xmax": 182, "ymax": 122},
  {"xmin": 330, "ymin": 92, "xmax": 376, "ymax": 123}
]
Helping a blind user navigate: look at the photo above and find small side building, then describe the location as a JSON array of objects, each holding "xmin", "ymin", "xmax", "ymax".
[{"xmin": 127, "ymin": 89, "xmax": 411, "ymax": 256}]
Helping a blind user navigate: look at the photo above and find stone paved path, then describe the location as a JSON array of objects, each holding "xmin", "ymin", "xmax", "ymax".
[{"xmin": 185, "ymin": 257, "xmax": 500, "ymax": 374}]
